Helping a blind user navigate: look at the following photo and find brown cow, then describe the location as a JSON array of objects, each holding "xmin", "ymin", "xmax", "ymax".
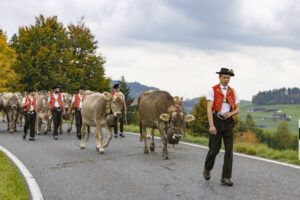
[
  {"xmin": 35, "ymin": 91, "xmax": 50, "ymax": 134},
  {"xmin": 80, "ymin": 92, "xmax": 123, "ymax": 153},
  {"xmin": 2, "ymin": 93, "xmax": 20, "ymax": 133},
  {"xmin": 137, "ymin": 90, "xmax": 195, "ymax": 159}
]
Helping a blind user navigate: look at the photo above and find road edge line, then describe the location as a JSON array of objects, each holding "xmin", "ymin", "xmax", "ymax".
[
  {"xmin": 0, "ymin": 145, "xmax": 44, "ymax": 200},
  {"xmin": 125, "ymin": 132, "xmax": 300, "ymax": 170}
]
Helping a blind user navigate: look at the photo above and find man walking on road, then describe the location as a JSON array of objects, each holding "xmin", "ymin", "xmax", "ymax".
[
  {"xmin": 46, "ymin": 85, "xmax": 66, "ymax": 140},
  {"xmin": 203, "ymin": 68, "xmax": 240, "ymax": 186},
  {"xmin": 21, "ymin": 88, "xmax": 37, "ymax": 141},
  {"xmin": 69, "ymin": 86, "xmax": 85, "ymax": 139},
  {"xmin": 111, "ymin": 83, "xmax": 126, "ymax": 138}
]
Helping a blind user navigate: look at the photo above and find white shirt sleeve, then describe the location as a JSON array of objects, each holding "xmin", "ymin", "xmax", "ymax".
[
  {"xmin": 48, "ymin": 96, "xmax": 51, "ymax": 103},
  {"xmin": 72, "ymin": 95, "xmax": 75, "ymax": 103},
  {"xmin": 21, "ymin": 97, "xmax": 26, "ymax": 104},
  {"xmin": 234, "ymin": 90, "xmax": 240, "ymax": 104},
  {"xmin": 206, "ymin": 88, "xmax": 214, "ymax": 101}
]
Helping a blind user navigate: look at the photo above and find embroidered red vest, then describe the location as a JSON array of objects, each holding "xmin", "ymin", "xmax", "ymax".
[
  {"xmin": 50, "ymin": 93, "xmax": 63, "ymax": 109},
  {"xmin": 25, "ymin": 96, "xmax": 37, "ymax": 112},
  {"xmin": 73, "ymin": 94, "xmax": 85, "ymax": 108},
  {"xmin": 212, "ymin": 84, "xmax": 236, "ymax": 111}
]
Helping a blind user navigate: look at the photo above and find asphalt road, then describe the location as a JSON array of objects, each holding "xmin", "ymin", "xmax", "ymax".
[{"xmin": 0, "ymin": 121, "xmax": 299, "ymax": 200}]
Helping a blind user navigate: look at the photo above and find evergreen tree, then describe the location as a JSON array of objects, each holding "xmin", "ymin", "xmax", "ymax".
[
  {"xmin": 118, "ymin": 76, "xmax": 136, "ymax": 124},
  {"xmin": 189, "ymin": 96, "xmax": 210, "ymax": 137}
]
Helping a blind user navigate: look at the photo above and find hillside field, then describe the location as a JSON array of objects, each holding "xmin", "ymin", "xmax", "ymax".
[{"xmin": 239, "ymin": 102, "xmax": 300, "ymax": 134}]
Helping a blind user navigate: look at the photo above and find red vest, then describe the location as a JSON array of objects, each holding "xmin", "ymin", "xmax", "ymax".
[
  {"xmin": 25, "ymin": 96, "xmax": 37, "ymax": 112},
  {"xmin": 73, "ymin": 94, "xmax": 85, "ymax": 108},
  {"xmin": 50, "ymin": 93, "xmax": 63, "ymax": 109},
  {"xmin": 212, "ymin": 84, "xmax": 236, "ymax": 111}
]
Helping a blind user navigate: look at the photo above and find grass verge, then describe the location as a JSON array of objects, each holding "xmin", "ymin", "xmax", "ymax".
[
  {"xmin": 0, "ymin": 151, "xmax": 29, "ymax": 200},
  {"xmin": 124, "ymin": 124, "xmax": 300, "ymax": 166}
]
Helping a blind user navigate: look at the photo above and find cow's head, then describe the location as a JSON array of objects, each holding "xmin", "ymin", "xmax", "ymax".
[
  {"xmin": 62, "ymin": 93, "xmax": 72, "ymax": 114},
  {"xmin": 108, "ymin": 92, "xmax": 124, "ymax": 117},
  {"xmin": 159, "ymin": 97, "xmax": 195, "ymax": 144}
]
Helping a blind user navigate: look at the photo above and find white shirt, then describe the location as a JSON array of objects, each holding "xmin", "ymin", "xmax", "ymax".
[
  {"xmin": 48, "ymin": 93, "xmax": 64, "ymax": 108},
  {"xmin": 72, "ymin": 94, "xmax": 84, "ymax": 109},
  {"xmin": 22, "ymin": 96, "xmax": 34, "ymax": 111},
  {"xmin": 206, "ymin": 84, "xmax": 240, "ymax": 115}
]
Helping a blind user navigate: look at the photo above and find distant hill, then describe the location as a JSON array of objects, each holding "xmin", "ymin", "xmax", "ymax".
[
  {"xmin": 252, "ymin": 87, "xmax": 300, "ymax": 105},
  {"xmin": 110, "ymin": 81, "xmax": 159, "ymax": 99}
]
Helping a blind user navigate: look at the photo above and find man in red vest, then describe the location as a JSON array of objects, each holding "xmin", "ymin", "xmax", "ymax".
[
  {"xmin": 21, "ymin": 88, "xmax": 37, "ymax": 141},
  {"xmin": 69, "ymin": 86, "xmax": 85, "ymax": 139},
  {"xmin": 111, "ymin": 83, "xmax": 126, "ymax": 138},
  {"xmin": 203, "ymin": 68, "xmax": 240, "ymax": 186},
  {"xmin": 46, "ymin": 85, "xmax": 66, "ymax": 140}
]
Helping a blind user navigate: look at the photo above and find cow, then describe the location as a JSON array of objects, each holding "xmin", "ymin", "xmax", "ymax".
[
  {"xmin": 80, "ymin": 91, "xmax": 124, "ymax": 153},
  {"xmin": 35, "ymin": 91, "xmax": 50, "ymax": 134},
  {"xmin": 16, "ymin": 92, "xmax": 25, "ymax": 127},
  {"xmin": 137, "ymin": 90, "xmax": 195, "ymax": 159},
  {"xmin": 2, "ymin": 93, "xmax": 20, "ymax": 133},
  {"xmin": 58, "ymin": 92, "xmax": 72, "ymax": 134}
]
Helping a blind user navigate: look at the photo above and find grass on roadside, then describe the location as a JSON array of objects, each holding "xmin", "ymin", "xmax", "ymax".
[
  {"xmin": 0, "ymin": 151, "xmax": 29, "ymax": 200},
  {"xmin": 124, "ymin": 124, "xmax": 300, "ymax": 166}
]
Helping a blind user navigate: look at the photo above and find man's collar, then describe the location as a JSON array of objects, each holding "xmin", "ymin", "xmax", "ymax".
[{"xmin": 220, "ymin": 83, "xmax": 228, "ymax": 90}]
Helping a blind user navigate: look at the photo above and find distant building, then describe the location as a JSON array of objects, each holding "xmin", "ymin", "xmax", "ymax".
[{"xmin": 273, "ymin": 113, "xmax": 291, "ymax": 121}]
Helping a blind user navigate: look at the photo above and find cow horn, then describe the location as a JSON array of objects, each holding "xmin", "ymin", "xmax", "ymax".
[{"xmin": 103, "ymin": 92, "xmax": 111, "ymax": 100}]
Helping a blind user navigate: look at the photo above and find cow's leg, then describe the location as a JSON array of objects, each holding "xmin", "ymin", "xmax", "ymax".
[
  {"xmin": 80, "ymin": 123, "xmax": 86, "ymax": 149},
  {"xmin": 150, "ymin": 128, "xmax": 155, "ymax": 152},
  {"xmin": 8, "ymin": 113, "xmax": 14, "ymax": 133},
  {"xmin": 97, "ymin": 125, "xmax": 104, "ymax": 154},
  {"xmin": 159, "ymin": 124, "xmax": 168, "ymax": 159},
  {"xmin": 142, "ymin": 126, "xmax": 149, "ymax": 154},
  {"xmin": 2, "ymin": 111, "xmax": 5, "ymax": 122},
  {"xmin": 94, "ymin": 126, "xmax": 100, "ymax": 152},
  {"xmin": 35, "ymin": 117, "xmax": 40, "ymax": 134},
  {"xmin": 6, "ymin": 113, "xmax": 10, "ymax": 131},
  {"xmin": 67, "ymin": 113, "xmax": 73, "ymax": 133},
  {"xmin": 103, "ymin": 126, "xmax": 113, "ymax": 148}
]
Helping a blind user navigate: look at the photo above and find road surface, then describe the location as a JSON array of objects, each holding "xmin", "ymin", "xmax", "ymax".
[{"xmin": 0, "ymin": 121, "xmax": 299, "ymax": 200}]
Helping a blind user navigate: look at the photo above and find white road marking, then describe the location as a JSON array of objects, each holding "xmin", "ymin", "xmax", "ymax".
[
  {"xmin": 125, "ymin": 132, "xmax": 300, "ymax": 170},
  {"xmin": 0, "ymin": 145, "xmax": 44, "ymax": 200}
]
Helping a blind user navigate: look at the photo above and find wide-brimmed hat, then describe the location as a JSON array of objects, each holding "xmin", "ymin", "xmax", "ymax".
[
  {"xmin": 51, "ymin": 85, "xmax": 61, "ymax": 89},
  {"xmin": 79, "ymin": 86, "xmax": 86, "ymax": 90},
  {"xmin": 216, "ymin": 68, "xmax": 234, "ymax": 76},
  {"xmin": 28, "ymin": 88, "xmax": 36, "ymax": 93},
  {"xmin": 113, "ymin": 83, "xmax": 120, "ymax": 89}
]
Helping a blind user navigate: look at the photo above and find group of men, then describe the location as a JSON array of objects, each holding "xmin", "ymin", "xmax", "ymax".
[
  {"xmin": 21, "ymin": 84, "xmax": 126, "ymax": 141},
  {"xmin": 20, "ymin": 68, "xmax": 239, "ymax": 187}
]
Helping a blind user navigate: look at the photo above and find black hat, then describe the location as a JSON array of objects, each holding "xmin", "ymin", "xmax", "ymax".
[
  {"xmin": 216, "ymin": 68, "xmax": 234, "ymax": 76},
  {"xmin": 79, "ymin": 86, "xmax": 86, "ymax": 90},
  {"xmin": 113, "ymin": 83, "xmax": 120, "ymax": 89},
  {"xmin": 28, "ymin": 88, "xmax": 36, "ymax": 93},
  {"xmin": 51, "ymin": 85, "xmax": 61, "ymax": 89}
]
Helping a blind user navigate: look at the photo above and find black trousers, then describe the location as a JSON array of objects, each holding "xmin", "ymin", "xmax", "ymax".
[
  {"xmin": 51, "ymin": 108, "xmax": 62, "ymax": 136},
  {"xmin": 114, "ymin": 111, "xmax": 124, "ymax": 134},
  {"xmin": 204, "ymin": 115, "xmax": 235, "ymax": 179},
  {"xmin": 24, "ymin": 111, "xmax": 36, "ymax": 138},
  {"xmin": 75, "ymin": 108, "xmax": 82, "ymax": 134}
]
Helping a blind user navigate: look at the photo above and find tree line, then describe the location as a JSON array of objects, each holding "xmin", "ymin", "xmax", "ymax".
[
  {"xmin": 1, "ymin": 15, "xmax": 110, "ymax": 93},
  {"xmin": 252, "ymin": 87, "xmax": 300, "ymax": 105}
]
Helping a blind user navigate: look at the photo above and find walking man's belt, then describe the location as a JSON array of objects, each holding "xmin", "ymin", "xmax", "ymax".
[
  {"xmin": 27, "ymin": 111, "xmax": 35, "ymax": 115},
  {"xmin": 213, "ymin": 111, "xmax": 227, "ymax": 120},
  {"xmin": 54, "ymin": 107, "xmax": 61, "ymax": 111}
]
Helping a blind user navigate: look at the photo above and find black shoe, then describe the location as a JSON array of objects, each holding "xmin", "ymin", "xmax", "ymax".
[
  {"xmin": 54, "ymin": 136, "xmax": 58, "ymax": 140},
  {"xmin": 77, "ymin": 133, "xmax": 82, "ymax": 139},
  {"xmin": 119, "ymin": 133, "xmax": 125, "ymax": 137},
  {"xmin": 203, "ymin": 169, "xmax": 210, "ymax": 180},
  {"xmin": 29, "ymin": 137, "xmax": 35, "ymax": 141},
  {"xmin": 114, "ymin": 134, "xmax": 118, "ymax": 138},
  {"xmin": 23, "ymin": 133, "xmax": 26, "ymax": 140},
  {"xmin": 221, "ymin": 178, "xmax": 233, "ymax": 186}
]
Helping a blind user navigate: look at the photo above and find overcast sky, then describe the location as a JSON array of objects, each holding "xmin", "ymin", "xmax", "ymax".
[{"xmin": 1, "ymin": 0, "xmax": 300, "ymax": 100}]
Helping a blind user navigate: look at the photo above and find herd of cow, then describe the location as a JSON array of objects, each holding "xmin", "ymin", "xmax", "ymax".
[{"xmin": 0, "ymin": 90, "xmax": 195, "ymax": 159}]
